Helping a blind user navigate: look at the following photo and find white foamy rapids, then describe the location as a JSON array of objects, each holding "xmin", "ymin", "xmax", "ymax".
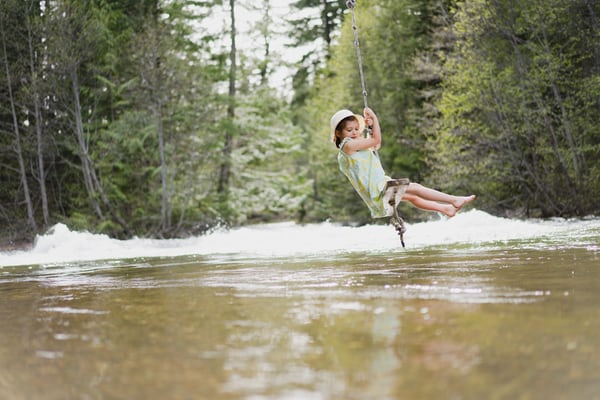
[{"xmin": 0, "ymin": 210, "xmax": 597, "ymax": 267}]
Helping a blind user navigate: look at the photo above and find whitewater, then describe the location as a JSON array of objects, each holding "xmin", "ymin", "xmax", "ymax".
[{"xmin": 0, "ymin": 210, "xmax": 598, "ymax": 267}]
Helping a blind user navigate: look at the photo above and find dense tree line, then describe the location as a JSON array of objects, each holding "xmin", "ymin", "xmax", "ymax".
[
  {"xmin": 301, "ymin": 0, "xmax": 599, "ymax": 221},
  {"xmin": 0, "ymin": 0, "xmax": 309, "ymax": 244},
  {"xmin": 1, "ymin": 0, "xmax": 598, "ymax": 245},
  {"xmin": 429, "ymin": 0, "xmax": 600, "ymax": 217}
]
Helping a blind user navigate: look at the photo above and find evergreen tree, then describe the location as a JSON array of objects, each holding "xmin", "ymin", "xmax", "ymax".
[
  {"xmin": 92, "ymin": 0, "xmax": 222, "ymax": 236},
  {"xmin": 299, "ymin": 0, "xmax": 449, "ymax": 222},
  {"xmin": 0, "ymin": 0, "xmax": 37, "ymax": 232},
  {"xmin": 429, "ymin": 0, "xmax": 600, "ymax": 217},
  {"xmin": 288, "ymin": 0, "xmax": 347, "ymax": 109}
]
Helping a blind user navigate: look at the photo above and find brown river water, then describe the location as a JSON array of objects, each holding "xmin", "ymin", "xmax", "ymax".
[{"xmin": 0, "ymin": 211, "xmax": 599, "ymax": 399}]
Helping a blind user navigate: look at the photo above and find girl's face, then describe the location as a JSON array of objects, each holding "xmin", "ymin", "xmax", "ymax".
[{"xmin": 341, "ymin": 118, "xmax": 361, "ymax": 140}]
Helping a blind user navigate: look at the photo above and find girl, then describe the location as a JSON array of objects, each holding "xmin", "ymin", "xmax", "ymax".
[{"xmin": 331, "ymin": 107, "xmax": 475, "ymax": 219}]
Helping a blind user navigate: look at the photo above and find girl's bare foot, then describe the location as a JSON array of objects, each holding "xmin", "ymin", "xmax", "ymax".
[
  {"xmin": 452, "ymin": 195, "xmax": 476, "ymax": 211},
  {"xmin": 442, "ymin": 204, "xmax": 457, "ymax": 218}
]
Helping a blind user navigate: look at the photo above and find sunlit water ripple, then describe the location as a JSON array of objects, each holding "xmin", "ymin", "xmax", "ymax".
[
  {"xmin": 0, "ymin": 210, "xmax": 598, "ymax": 306},
  {"xmin": 1, "ymin": 211, "xmax": 599, "ymax": 399}
]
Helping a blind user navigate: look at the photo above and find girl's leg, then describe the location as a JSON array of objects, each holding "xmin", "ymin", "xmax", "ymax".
[
  {"xmin": 402, "ymin": 193, "xmax": 457, "ymax": 217},
  {"xmin": 405, "ymin": 183, "xmax": 475, "ymax": 210}
]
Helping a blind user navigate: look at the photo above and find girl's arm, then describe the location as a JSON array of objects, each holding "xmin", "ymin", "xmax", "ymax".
[
  {"xmin": 365, "ymin": 107, "xmax": 382, "ymax": 151},
  {"xmin": 342, "ymin": 107, "xmax": 382, "ymax": 155}
]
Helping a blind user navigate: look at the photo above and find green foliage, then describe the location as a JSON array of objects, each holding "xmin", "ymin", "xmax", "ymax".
[
  {"xmin": 1, "ymin": 0, "xmax": 598, "ymax": 245},
  {"xmin": 226, "ymin": 88, "xmax": 312, "ymax": 224},
  {"xmin": 92, "ymin": 111, "xmax": 161, "ymax": 232},
  {"xmin": 298, "ymin": 0, "xmax": 450, "ymax": 223},
  {"xmin": 428, "ymin": 0, "xmax": 600, "ymax": 217},
  {"xmin": 288, "ymin": 0, "xmax": 347, "ymax": 109}
]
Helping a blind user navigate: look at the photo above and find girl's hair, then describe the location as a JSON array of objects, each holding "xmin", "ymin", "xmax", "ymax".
[{"xmin": 334, "ymin": 116, "xmax": 358, "ymax": 148}]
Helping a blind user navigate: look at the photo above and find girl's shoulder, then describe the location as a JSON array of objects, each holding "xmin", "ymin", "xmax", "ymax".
[
  {"xmin": 338, "ymin": 137, "xmax": 354, "ymax": 156},
  {"xmin": 339, "ymin": 137, "xmax": 353, "ymax": 147}
]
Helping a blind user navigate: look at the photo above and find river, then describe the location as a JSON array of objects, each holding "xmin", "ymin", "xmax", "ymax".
[{"xmin": 1, "ymin": 210, "xmax": 599, "ymax": 399}]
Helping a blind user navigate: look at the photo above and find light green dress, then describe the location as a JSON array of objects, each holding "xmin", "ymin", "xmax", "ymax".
[{"xmin": 338, "ymin": 137, "xmax": 388, "ymax": 218}]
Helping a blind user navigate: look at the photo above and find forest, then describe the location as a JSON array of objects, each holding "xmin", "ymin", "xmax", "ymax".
[{"xmin": 1, "ymin": 0, "xmax": 598, "ymax": 246}]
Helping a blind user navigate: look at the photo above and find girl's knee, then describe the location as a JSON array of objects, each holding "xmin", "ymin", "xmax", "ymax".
[
  {"xmin": 402, "ymin": 193, "xmax": 418, "ymax": 203},
  {"xmin": 407, "ymin": 182, "xmax": 422, "ymax": 192}
]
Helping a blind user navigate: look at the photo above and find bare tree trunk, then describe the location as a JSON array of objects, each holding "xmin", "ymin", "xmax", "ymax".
[
  {"xmin": 585, "ymin": 0, "xmax": 600, "ymax": 120},
  {"xmin": 88, "ymin": 156, "xmax": 131, "ymax": 235},
  {"xmin": 1, "ymin": 15, "xmax": 37, "ymax": 231},
  {"xmin": 502, "ymin": 19, "xmax": 559, "ymax": 211},
  {"xmin": 258, "ymin": 0, "xmax": 271, "ymax": 86},
  {"xmin": 25, "ymin": 5, "xmax": 49, "ymax": 227},
  {"xmin": 503, "ymin": 0, "xmax": 578, "ymax": 214},
  {"xmin": 71, "ymin": 69, "xmax": 131, "ymax": 234},
  {"xmin": 155, "ymin": 99, "xmax": 170, "ymax": 230},
  {"xmin": 540, "ymin": 24, "xmax": 582, "ymax": 186},
  {"xmin": 71, "ymin": 69, "xmax": 104, "ymax": 219},
  {"xmin": 585, "ymin": 0, "xmax": 600, "ymax": 76},
  {"xmin": 488, "ymin": 84, "xmax": 560, "ymax": 212},
  {"xmin": 146, "ymin": 23, "xmax": 171, "ymax": 232},
  {"xmin": 551, "ymin": 82, "xmax": 582, "ymax": 179},
  {"xmin": 321, "ymin": 0, "xmax": 331, "ymax": 48},
  {"xmin": 218, "ymin": 0, "xmax": 236, "ymax": 195}
]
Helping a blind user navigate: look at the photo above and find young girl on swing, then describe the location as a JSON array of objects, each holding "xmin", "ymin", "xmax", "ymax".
[{"xmin": 331, "ymin": 107, "xmax": 475, "ymax": 219}]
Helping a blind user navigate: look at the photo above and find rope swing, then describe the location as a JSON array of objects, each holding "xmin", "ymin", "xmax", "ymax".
[
  {"xmin": 345, "ymin": 0, "xmax": 409, "ymax": 247},
  {"xmin": 346, "ymin": 0, "xmax": 369, "ymax": 111}
]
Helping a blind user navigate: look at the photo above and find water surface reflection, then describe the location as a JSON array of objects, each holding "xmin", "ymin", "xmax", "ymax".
[{"xmin": 1, "ymin": 247, "xmax": 599, "ymax": 399}]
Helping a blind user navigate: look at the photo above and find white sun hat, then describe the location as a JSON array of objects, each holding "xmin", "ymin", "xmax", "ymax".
[{"xmin": 329, "ymin": 109, "xmax": 364, "ymax": 142}]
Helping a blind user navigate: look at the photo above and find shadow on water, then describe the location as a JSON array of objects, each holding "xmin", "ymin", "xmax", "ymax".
[{"xmin": 1, "ymin": 215, "xmax": 599, "ymax": 399}]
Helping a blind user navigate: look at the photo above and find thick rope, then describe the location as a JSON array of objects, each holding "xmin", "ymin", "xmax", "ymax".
[
  {"xmin": 346, "ymin": 0, "xmax": 369, "ymax": 112},
  {"xmin": 346, "ymin": 1, "xmax": 408, "ymax": 247}
]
